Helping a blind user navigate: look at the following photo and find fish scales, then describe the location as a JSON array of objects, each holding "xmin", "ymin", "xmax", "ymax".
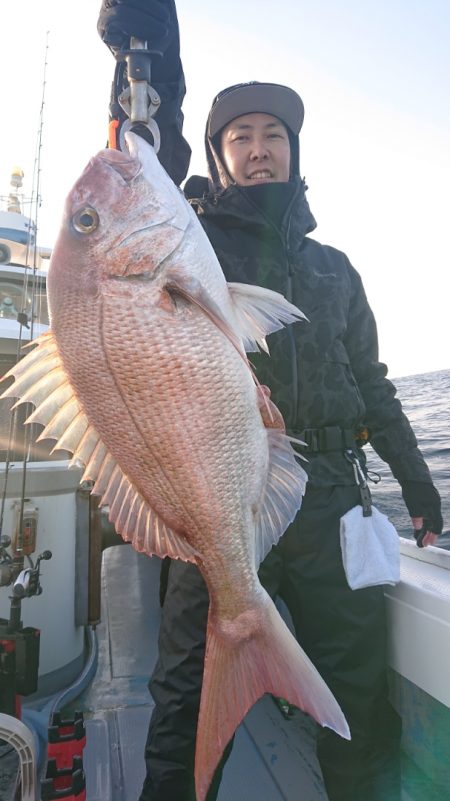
[
  {"xmin": 55, "ymin": 272, "xmax": 265, "ymax": 612},
  {"xmin": 63, "ymin": 291, "xmax": 264, "ymax": 547},
  {"xmin": 0, "ymin": 132, "xmax": 350, "ymax": 801}
]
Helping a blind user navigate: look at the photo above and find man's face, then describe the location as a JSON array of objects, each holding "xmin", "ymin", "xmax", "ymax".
[{"xmin": 220, "ymin": 112, "xmax": 291, "ymax": 185}]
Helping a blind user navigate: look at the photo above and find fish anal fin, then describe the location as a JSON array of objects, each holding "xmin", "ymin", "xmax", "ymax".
[
  {"xmin": 104, "ymin": 469, "xmax": 198, "ymax": 563},
  {"xmin": 254, "ymin": 429, "xmax": 308, "ymax": 567},
  {"xmin": 195, "ymin": 593, "xmax": 350, "ymax": 801},
  {"xmin": 227, "ymin": 281, "xmax": 307, "ymax": 353}
]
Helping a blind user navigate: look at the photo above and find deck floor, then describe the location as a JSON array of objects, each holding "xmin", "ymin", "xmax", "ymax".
[
  {"xmin": 78, "ymin": 544, "xmax": 327, "ymax": 801},
  {"xmin": 4, "ymin": 544, "xmax": 440, "ymax": 800}
]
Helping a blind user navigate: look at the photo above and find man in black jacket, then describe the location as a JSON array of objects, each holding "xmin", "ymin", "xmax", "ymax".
[{"xmin": 97, "ymin": 3, "xmax": 443, "ymax": 800}]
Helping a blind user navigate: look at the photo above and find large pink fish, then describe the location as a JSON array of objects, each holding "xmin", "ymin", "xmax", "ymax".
[{"xmin": 2, "ymin": 133, "xmax": 349, "ymax": 800}]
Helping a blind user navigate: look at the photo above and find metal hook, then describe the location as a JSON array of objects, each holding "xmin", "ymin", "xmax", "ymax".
[{"xmin": 119, "ymin": 117, "xmax": 161, "ymax": 155}]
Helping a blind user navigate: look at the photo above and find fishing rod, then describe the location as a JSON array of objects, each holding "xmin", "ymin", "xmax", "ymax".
[
  {"xmin": 0, "ymin": 32, "xmax": 53, "ymax": 719},
  {"xmin": 0, "ymin": 32, "xmax": 50, "ymax": 548},
  {"xmin": 15, "ymin": 30, "xmax": 50, "ymax": 566}
]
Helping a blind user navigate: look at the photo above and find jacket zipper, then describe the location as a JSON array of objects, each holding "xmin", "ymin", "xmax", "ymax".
[
  {"xmin": 233, "ymin": 185, "xmax": 301, "ymax": 429},
  {"xmin": 284, "ymin": 215, "xmax": 299, "ymax": 425}
]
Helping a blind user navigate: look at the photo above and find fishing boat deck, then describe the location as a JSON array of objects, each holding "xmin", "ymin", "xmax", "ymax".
[
  {"xmin": 78, "ymin": 544, "xmax": 327, "ymax": 801},
  {"xmin": 70, "ymin": 544, "xmax": 447, "ymax": 801}
]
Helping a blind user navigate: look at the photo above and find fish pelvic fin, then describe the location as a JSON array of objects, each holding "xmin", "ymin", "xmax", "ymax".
[
  {"xmin": 227, "ymin": 282, "xmax": 308, "ymax": 353},
  {"xmin": 255, "ymin": 429, "xmax": 308, "ymax": 567},
  {"xmin": 0, "ymin": 331, "xmax": 198, "ymax": 564},
  {"xmin": 195, "ymin": 592, "xmax": 350, "ymax": 801}
]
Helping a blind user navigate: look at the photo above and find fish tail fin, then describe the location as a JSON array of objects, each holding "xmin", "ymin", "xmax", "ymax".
[{"xmin": 195, "ymin": 593, "xmax": 350, "ymax": 801}]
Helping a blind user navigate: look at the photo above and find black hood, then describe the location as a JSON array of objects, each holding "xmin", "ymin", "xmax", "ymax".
[{"xmin": 183, "ymin": 82, "xmax": 315, "ymax": 237}]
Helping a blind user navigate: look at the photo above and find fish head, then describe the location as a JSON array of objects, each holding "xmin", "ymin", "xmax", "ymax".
[{"xmin": 48, "ymin": 133, "xmax": 190, "ymax": 313}]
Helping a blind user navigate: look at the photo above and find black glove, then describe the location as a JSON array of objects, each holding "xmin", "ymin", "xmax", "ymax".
[
  {"xmin": 98, "ymin": 0, "xmax": 189, "ymax": 185},
  {"xmin": 401, "ymin": 480, "xmax": 443, "ymax": 539},
  {"xmin": 97, "ymin": 0, "xmax": 177, "ymax": 55}
]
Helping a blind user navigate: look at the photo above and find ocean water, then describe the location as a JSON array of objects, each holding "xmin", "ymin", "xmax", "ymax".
[{"xmin": 364, "ymin": 368, "xmax": 450, "ymax": 548}]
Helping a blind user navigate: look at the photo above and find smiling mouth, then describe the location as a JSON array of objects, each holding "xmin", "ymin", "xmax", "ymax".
[{"xmin": 247, "ymin": 170, "xmax": 273, "ymax": 180}]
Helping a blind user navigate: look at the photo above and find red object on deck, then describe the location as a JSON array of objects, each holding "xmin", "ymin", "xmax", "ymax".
[
  {"xmin": 40, "ymin": 756, "xmax": 86, "ymax": 800},
  {"xmin": 47, "ymin": 712, "xmax": 86, "ymax": 769}
]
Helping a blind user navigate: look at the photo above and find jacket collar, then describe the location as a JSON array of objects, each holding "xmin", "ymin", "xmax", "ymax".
[{"xmin": 187, "ymin": 176, "xmax": 317, "ymax": 246}]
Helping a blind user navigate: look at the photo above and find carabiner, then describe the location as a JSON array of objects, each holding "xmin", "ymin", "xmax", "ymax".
[{"xmin": 345, "ymin": 449, "xmax": 372, "ymax": 517}]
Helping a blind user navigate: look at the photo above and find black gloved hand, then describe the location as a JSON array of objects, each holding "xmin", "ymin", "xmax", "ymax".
[
  {"xmin": 97, "ymin": 0, "xmax": 177, "ymax": 55},
  {"xmin": 401, "ymin": 480, "xmax": 443, "ymax": 540}
]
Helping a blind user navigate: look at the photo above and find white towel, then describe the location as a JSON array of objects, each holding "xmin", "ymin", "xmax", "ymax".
[{"xmin": 340, "ymin": 504, "xmax": 400, "ymax": 590}]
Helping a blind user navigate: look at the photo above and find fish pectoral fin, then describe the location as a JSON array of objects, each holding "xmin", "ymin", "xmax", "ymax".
[
  {"xmin": 227, "ymin": 282, "xmax": 308, "ymax": 353},
  {"xmin": 165, "ymin": 273, "xmax": 244, "ymax": 355},
  {"xmin": 255, "ymin": 429, "xmax": 308, "ymax": 567}
]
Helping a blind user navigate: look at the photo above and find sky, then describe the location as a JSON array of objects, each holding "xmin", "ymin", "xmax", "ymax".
[{"xmin": 1, "ymin": 0, "xmax": 449, "ymax": 378}]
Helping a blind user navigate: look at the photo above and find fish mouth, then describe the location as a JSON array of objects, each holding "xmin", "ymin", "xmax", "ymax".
[{"xmin": 97, "ymin": 150, "xmax": 142, "ymax": 184}]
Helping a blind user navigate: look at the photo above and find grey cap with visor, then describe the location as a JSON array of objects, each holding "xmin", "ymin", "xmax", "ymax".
[{"xmin": 207, "ymin": 81, "xmax": 305, "ymax": 139}]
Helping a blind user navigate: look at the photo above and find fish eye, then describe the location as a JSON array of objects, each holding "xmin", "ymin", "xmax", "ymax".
[{"xmin": 72, "ymin": 207, "xmax": 99, "ymax": 234}]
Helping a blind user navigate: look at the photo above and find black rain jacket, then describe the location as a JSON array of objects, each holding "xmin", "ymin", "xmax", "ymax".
[
  {"xmin": 185, "ymin": 177, "xmax": 432, "ymax": 487},
  {"xmin": 148, "ymin": 69, "xmax": 432, "ymax": 489}
]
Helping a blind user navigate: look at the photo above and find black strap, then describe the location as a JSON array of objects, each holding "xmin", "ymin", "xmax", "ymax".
[{"xmin": 295, "ymin": 426, "xmax": 356, "ymax": 453}]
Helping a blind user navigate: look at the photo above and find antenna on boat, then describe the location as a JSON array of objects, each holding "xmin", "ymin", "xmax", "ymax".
[{"xmin": 24, "ymin": 29, "xmax": 50, "ymax": 342}]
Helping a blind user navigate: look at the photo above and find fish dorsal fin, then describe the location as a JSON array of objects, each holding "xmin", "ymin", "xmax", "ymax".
[
  {"xmin": 227, "ymin": 282, "xmax": 307, "ymax": 353},
  {"xmin": 254, "ymin": 430, "xmax": 308, "ymax": 567},
  {"xmin": 0, "ymin": 332, "xmax": 198, "ymax": 564}
]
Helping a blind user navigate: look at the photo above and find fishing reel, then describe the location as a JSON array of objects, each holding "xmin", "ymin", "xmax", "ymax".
[
  {"xmin": 0, "ymin": 535, "xmax": 52, "ymax": 595},
  {"xmin": 0, "ymin": 529, "xmax": 50, "ymax": 711},
  {"xmin": 12, "ymin": 550, "xmax": 53, "ymax": 599}
]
